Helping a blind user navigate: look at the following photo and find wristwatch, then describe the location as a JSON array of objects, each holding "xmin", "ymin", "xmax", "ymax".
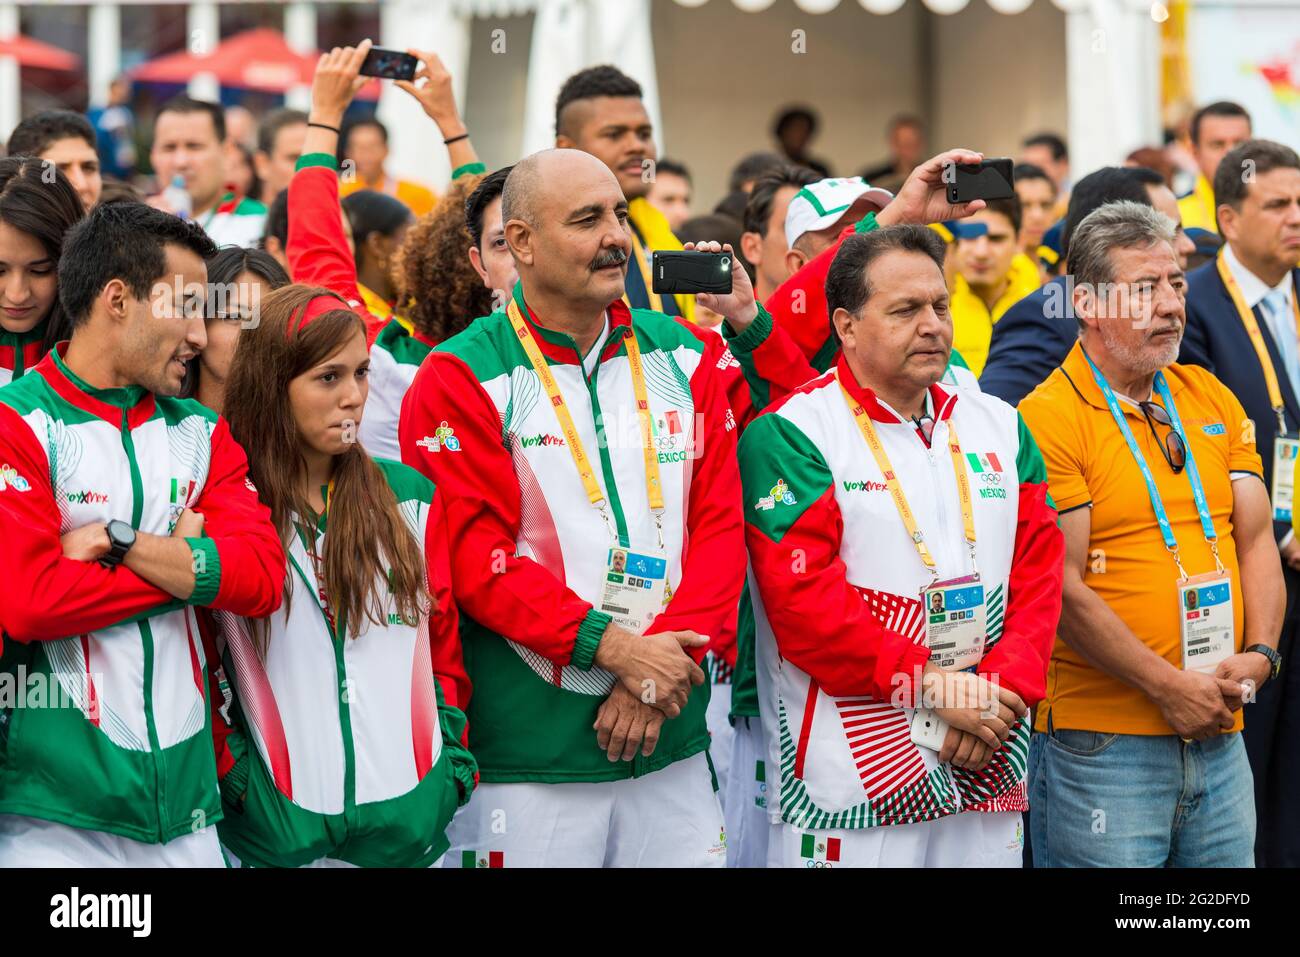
[
  {"xmin": 100, "ymin": 520, "xmax": 137, "ymax": 568},
  {"xmin": 1243, "ymin": 644, "xmax": 1282, "ymax": 683}
]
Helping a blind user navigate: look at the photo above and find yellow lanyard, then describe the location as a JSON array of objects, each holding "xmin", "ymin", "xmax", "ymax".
[
  {"xmin": 622, "ymin": 231, "xmax": 665, "ymax": 314},
  {"xmin": 506, "ymin": 299, "xmax": 665, "ymax": 533},
  {"xmin": 1216, "ymin": 250, "xmax": 1300, "ymax": 434},
  {"xmin": 837, "ymin": 373, "xmax": 976, "ymax": 577}
]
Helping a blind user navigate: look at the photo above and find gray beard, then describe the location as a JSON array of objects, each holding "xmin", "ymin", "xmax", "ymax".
[{"xmin": 1098, "ymin": 322, "xmax": 1181, "ymax": 378}]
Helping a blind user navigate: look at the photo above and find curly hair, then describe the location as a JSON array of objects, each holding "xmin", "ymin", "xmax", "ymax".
[{"xmin": 397, "ymin": 174, "xmax": 496, "ymax": 342}]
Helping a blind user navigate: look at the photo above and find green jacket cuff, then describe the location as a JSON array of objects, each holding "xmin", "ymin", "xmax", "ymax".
[
  {"xmin": 855, "ymin": 211, "xmax": 881, "ymax": 235},
  {"xmin": 452, "ymin": 161, "xmax": 487, "ymax": 180},
  {"xmin": 187, "ymin": 537, "xmax": 221, "ymax": 607},
  {"xmin": 220, "ymin": 733, "xmax": 250, "ymax": 810},
  {"xmin": 724, "ymin": 302, "xmax": 773, "ymax": 355},
  {"xmin": 296, "ymin": 152, "xmax": 339, "ymax": 172},
  {"xmin": 572, "ymin": 609, "xmax": 612, "ymax": 671}
]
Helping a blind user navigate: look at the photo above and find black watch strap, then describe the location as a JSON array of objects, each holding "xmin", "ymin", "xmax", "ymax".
[
  {"xmin": 1244, "ymin": 644, "xmax": 1281, "ymax": 681},
  {"xmin": 101, "ymin": 521, "xmax": 136, "ymax": 568}
]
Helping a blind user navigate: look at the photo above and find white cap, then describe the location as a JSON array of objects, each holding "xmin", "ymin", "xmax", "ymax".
[{"xmin": 784, "ymin": 177, "xmax": 894, "ymax": 248}]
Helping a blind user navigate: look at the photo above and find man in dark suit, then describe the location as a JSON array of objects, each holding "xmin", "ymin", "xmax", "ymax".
[
  {"xmin": 1180, "ymin": 138, "xmax": 1300, "ymax": 866},
  {"xmin": 981, "ymin": 167, "xmax": 1196, "ymax": 407}
]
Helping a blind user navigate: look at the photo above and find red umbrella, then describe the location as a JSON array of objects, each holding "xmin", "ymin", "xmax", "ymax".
[
  {"xmin": 131, "ymin": 28, "xmax": 379, "ymax": 100},
  {"xmin": 0, "ymin": 35, "xmax": 81, "ymax": 72}
]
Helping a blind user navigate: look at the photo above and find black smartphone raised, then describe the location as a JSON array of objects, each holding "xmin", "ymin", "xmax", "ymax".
[
  {"xmin": 651, "ymin": 251, "xmax": 733, "ymax": 296},
  {"xmin": 947, "ymin": 158, "xmax": 1015, "ymax": 204},
  {"xmin": 359, "ymin": 47, "xmax": 418, "ymax": 82}
]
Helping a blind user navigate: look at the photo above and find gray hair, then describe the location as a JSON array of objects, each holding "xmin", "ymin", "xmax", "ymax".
[{"xmin": 1067, "ymin": 199, "xmax": 1177, "ymax": 292}]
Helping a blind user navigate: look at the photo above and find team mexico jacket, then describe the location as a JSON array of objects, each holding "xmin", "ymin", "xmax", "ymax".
[
  {"xmin": 0, "ymin": 318, "xmax": 46, "ymax": 388},
  {"xmin": 400, "ymin": 285, "xmax": 745, "ymax": 783},
  {"xmin": 203, "ymin": 459, "xmax": 477, "ymax": 868},
  {"xmin": 739, "ymin": 354, "xmax": 1063, "ymax": 830},
  {"xmin": 0, "ymin": 346, "xmax": 284, "ymax": 843}
]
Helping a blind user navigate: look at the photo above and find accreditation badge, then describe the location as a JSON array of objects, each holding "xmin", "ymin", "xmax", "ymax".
[
  {"xmin": 922, "ymin": 574, "xmax": 987, "ymax": 672},
  {"xmin": 599, "ymin": 545, "xmax": 670, "ymax": 634},
  {"xmin": 1178, "ymin": 573, "xmax": 1235, "ymax": 673},
  {"xmin": 1270, "ymin": 433, "xmax": 1300, "ymax": 523}
]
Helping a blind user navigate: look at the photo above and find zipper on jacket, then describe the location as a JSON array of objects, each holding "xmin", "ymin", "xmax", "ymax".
[
  {"xmin": 119, "ymin": 408, "xmax": 167, "ymax": 839},
  {"xmin": 334, "ymin": 622, "xmax": 358, "ymax": 817},
  {"xmin": 584, "ymin": 339, "xmax": 632, "ymax": 548}
]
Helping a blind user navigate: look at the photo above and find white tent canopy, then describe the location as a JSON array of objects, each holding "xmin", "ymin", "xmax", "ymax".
[{"xmin": 0, "ymin": 0, "xmax": 1164, "ymax": 187}]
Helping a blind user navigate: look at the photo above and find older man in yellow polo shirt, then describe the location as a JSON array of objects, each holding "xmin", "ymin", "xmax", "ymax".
[{"xmin": 1020, "ymin": 199, "xmax": 1283, "ymax": 867}]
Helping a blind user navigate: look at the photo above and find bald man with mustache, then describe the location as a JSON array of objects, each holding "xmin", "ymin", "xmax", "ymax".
[{"xmin": 401, "ymin": 149, "xmax": 745, "ymax": 867}]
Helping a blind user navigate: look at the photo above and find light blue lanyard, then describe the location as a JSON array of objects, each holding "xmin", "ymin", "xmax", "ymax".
[{"xmin": 1081, "ymin": 348, "xmax": 1224, "ymax": 580}]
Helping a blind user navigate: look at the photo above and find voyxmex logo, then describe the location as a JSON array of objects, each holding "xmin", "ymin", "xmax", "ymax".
[
  {"xmin": 842, "ymin": 479, "xmax": 888, "ymax": 492},
  {"xmin": 65, "ymin": 489, "xmax": 110, "ymax": 505}
]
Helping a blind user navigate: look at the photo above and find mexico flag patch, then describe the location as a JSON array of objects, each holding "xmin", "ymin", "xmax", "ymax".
[
  {"xmin": 800, "ymin": 833, "xmax": 841, "ymax": 863},
  {"xmin": 966, "ymin": 452, "xmax": 1003, "ymax": 473},
  {"xmin": 461, "ymin": 850, "xmax": 504, "ymax": 868}
]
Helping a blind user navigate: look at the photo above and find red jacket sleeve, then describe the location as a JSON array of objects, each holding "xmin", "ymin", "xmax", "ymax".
[
  {"xmin": 726, "ymin": 304, "xmax": 822, "ymax": 414},
  {"xmin": 0, "ymin": 403, "xmax": 174, "ymax": 641},
  {"xmin": 643, "ymin": 339, "xmax": 746, "ymax": 664},
  {"xmin": 400, "ymin": 352, "xmax": 608, "ymax": 669},
  {"xmin": 187, "ymin": 417, "xmax": 285, "ymax": 618},
  {"xmin": 195, "ymin": 608, "xmax": 239, "ymax": 779},
  {"xmin": 976, "ymin": 415, "xmax": 1064, "ymax": 706},
  {"xmin": 763, "ymin": 225, "xmax": 855, "ymax": 363},
  {"xmin": 739, "ymin": 413, "xmax": 930, "ymax": 701},
  {"xmin": 680, "ymin": 320, "xmax": 755, "ymax": 432},
  {"xmin": 286, "ymin": 156, "xmax": 384, "ymax": 347},
  {"xmin": 425, "ymin": 487, "xmax": 471, "ymax": 720}
]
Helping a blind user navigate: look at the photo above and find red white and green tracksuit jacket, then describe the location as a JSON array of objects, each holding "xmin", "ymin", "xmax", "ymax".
[
  {"xmin": 0, "ymin": 320, "xmax": 47, "ymax": 388},
  {"xmin": 200, "ymin": 191, "xmax": 268, "ymax": 250},
  {"xmin": 739, "ymin": 353, "xmax": 1063, "ymax": 830},
  {"xmin": 203, "ymin": 459, "xmax": 477, "ymax": 867},
  {"xmin": 399, "ymin": 285, "xmax": 745, "ymax": 783},
  {"xmin": 0, "ymin": 347, "xmax": 285, "ymax": 843},
  {"xmin": 722, "ymin": 212, "xmax": 977, "ymax": 725}
]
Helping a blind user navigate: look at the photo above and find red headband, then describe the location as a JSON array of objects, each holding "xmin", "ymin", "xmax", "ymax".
[{"xmin": 287, "ymin": 293, "xmax": 351, "ymax": 340}]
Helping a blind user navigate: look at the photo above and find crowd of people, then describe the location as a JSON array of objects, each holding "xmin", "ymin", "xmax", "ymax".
[{"xmin": 0, "ymin": 37, "xmax": 1297, "ymax": 870}]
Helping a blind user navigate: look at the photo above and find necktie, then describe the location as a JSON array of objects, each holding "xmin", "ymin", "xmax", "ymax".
[{"xmin": 1261, "ymin": 288, "xmax": 1300, "ymax": 405}]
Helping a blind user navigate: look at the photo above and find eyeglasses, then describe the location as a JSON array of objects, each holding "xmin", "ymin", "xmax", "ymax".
[{"xmin": 1138, "ymin": 399, "xmax": 1186, "ymax": 474}]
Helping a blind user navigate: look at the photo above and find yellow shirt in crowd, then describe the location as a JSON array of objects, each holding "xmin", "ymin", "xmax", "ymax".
[
  {"xmin": 949, "ymin": 251, "xmax": 1042, "ymax": 376},
  {"xmin": 1177, "ymin": 174, "xmax": 1218, "ymax": 234},
  {"xmin": 1019, "ymin": 342, "xmax": 1263, "ymax": 737},
  {"xmin": 340, "ymin": 174, "xmax": 437, "ymax": 218}
]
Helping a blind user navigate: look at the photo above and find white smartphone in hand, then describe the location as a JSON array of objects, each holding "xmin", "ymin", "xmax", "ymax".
[{"xmin": 909, "ymin": 709, "xmax": 949, "ymax": 751}]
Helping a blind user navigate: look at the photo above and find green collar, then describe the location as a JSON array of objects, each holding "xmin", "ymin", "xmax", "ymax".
[
  {"xmin": 510, "ymin": 283, "xmax": 629, "ymax": 358},
  {"xmin": 0, "ymin": 316, "xmax": 48, "ymax": 345}
]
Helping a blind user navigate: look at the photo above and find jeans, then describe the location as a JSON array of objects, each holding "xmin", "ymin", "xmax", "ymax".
[{"xmin": 1028, "ymin": 726, "xmax": 1255, "ymax": 867}]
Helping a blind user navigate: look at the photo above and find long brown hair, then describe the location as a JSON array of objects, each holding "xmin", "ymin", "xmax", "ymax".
[{"xmin": 223, "ymin": 284, "xmax": 426, "ymax": 644}]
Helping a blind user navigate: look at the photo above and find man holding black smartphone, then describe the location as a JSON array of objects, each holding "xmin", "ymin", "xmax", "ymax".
[{"xmin": 401, "ymin": 147, "xmax": 746, "ymax": 867}]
